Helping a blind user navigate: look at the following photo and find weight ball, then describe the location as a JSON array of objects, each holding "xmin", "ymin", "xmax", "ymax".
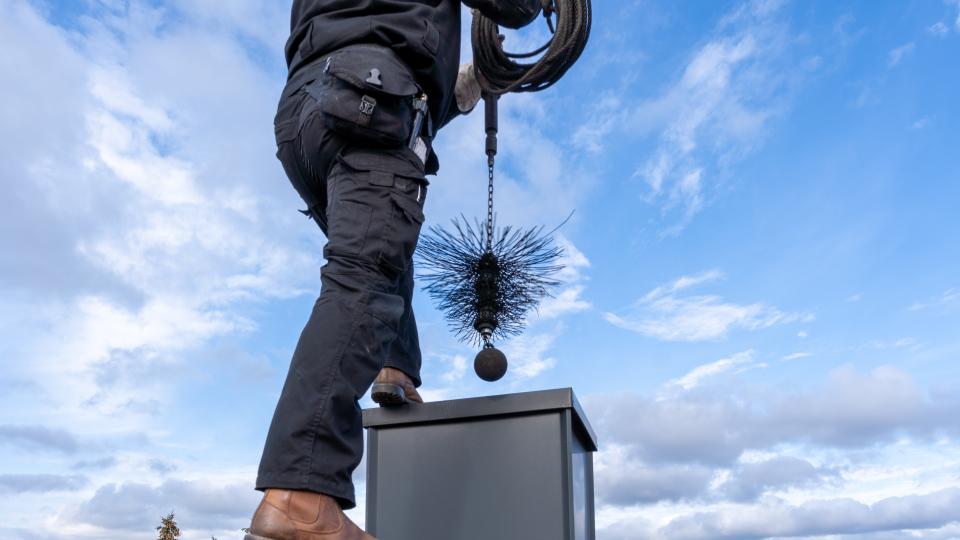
[{"xmin": 474, "ymin": 346, "xmax": 508, "ymax": 382}]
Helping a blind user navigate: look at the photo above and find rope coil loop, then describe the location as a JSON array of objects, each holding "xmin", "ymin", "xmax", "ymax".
[{"xmin": 471, "ymin": 0, "xmax": 592, "ymax": 95}]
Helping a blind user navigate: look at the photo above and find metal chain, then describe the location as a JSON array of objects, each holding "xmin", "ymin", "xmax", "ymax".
[{"xmin": 486, "ymin": 158, "xmax": 495, "ymax": 252}]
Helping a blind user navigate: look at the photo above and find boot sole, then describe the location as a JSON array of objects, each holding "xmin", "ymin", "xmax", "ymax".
[{"xmin": 371, "ymin": 383, "xmax": 408, "ymax": 406}]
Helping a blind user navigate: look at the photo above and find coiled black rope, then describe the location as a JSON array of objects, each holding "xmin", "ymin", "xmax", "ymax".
[{"xmin": 471, "ymin": 0, "xmax": 592, "ymax": 95}]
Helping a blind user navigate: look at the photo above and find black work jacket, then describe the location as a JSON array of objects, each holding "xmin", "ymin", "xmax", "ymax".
[{"xmin": 285, "ymin": 0, "xmax": 539, "ymax": 130}]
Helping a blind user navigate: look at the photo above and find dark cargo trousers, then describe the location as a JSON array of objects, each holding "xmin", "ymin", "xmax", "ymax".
[{"xmin": 256, "ymin": 72, "xmax": 428, "ymax": 509}]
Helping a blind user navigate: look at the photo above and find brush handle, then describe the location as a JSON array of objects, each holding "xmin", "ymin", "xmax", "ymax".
[{"xmin": 484, "ymin": 93, "xmax": 498, "ymax": 165}]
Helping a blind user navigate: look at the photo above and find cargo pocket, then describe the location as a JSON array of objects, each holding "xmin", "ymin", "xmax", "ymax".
[
  {"xmin": 310, "ymin": 46, "xmax": 421, "ymax": 148},
  {"xmin": 336, "ymin": 149, "xmax": 427, "ymax": 276},
  {"xmin": 380, "ymin": 180, "xmax": 426, "ymax": 275},
  {"xmin": 325, "ymin": 164, "xmax": 374, "ymax": 258}
]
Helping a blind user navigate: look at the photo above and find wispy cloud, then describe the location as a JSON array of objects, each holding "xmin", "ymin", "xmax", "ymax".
[
  {"xmin": 865, "ymin": 337, "xmax": 919, "ymax": 350},
  {"xmin": 641, "ymin": 269, "xmax": 724, "ymax": 301},
  {"xmin": 620, "ymin": 0, "xmax": 803, "ymax": 233},
  {"xmin": 909, "ymin": 288, "xmax": 959, "ymax": 311},
  {"xmin": 501, "ymin": 332, "xmax": 558, "ymax": 379},
  {"xmin": 928, "ymin": 21, "xmax": 950, "ymax": 36},
  {"xmin": 910, "ymin": 116, "xmax": 932, "ymax": 130},
  {"xmin": 440, "ymin": 355, "xmax": 468, "ymax": 383},
  {"xmin": 567, "ymin": 0, "xmax": 810, "ymax": 233},
  {"xmin": 929, "ymin": 0, "xmax": 960, "ymax": 35},
  {"xmin": 665, "ymin": 350, "xmax": 757, "ymax": 391},
  {"xmin": 535, "ymin": 236, "xmax": 592, "ymax": 320},
  {"xmin": 888, "ymin": 42, "xmax": 915, "ymax": 67},
  {"xmin": 604, "ymin": 271, "xmax": 812, "ymax": 341}
]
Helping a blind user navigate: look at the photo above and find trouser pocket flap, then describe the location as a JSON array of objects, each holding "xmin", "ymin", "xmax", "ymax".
[
  {"xmin": 390, "ymin": 191, "xmax": 425, "ymax": 224},
  {"xmin": 337, "ymin": 148, "xmax": 425, "ymax": 180}
]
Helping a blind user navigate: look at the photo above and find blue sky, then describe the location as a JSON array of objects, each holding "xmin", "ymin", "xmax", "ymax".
[{"xmin": 1, "ymin": 0, "xmax": 959, "ymax": 539}]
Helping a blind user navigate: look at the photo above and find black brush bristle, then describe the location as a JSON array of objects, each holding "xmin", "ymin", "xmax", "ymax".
[{"xmin": 416, "ymin": 216, "xmax": 564, "ymax": 345}]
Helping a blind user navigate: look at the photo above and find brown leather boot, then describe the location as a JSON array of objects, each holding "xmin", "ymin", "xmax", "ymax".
[
  {"xmin": 370, "ymin": 367, "xmax": 423, "ymax": 406},
  {"xmin": 245, "ymin": 489, "xmax": 374, "ymax": 540}
]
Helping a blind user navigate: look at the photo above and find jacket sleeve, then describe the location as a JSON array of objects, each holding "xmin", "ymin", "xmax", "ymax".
[{"xmin": 462, "ymin": 0, "xmax": 541, "ymax": 29}]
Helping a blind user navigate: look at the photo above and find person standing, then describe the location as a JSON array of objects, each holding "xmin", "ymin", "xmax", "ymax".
[{"xmin": 247, "ymin": 2, "xmax": 541, "ymax": 539}]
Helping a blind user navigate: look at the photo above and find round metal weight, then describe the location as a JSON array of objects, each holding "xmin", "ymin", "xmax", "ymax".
[{"xmin": 474, "ymin": 346, "xmax": 508, "ymax": 382}]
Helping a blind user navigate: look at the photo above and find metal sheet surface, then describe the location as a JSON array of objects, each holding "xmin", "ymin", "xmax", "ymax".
[
  {"xmin": 363, "ymin": 387, "xmax": 597, "ymax": 451},
  {"xmin": 368, "ymin": 412, "xmax": 566, "ymax": 540}
]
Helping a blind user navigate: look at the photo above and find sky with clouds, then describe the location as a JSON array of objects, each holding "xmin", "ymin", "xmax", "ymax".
[{"xmin": 1, "ymin": 0, "xmax": 959, "ymax": 539}]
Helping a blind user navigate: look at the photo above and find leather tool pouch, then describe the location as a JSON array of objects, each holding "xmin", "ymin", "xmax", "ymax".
[{"xmin": 307, "ymin": 45, "xmax": 421, "ymax": 148}]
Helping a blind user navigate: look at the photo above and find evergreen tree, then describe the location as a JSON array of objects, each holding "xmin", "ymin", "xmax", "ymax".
[{"xmin": 156, "ymin": 511, "xmax": 180, "ymax": 540}]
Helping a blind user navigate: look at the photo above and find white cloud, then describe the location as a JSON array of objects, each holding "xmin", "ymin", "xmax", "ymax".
[
  {"xmin": 659, "ymin": 487, "xmax": 960, "ymax": 540},
  {"xmin": 169, "ymin": 0, "xmax": 288, "ymax": 48},
  {"xmin": 501, "ymin": 332, "xmax": 558, "ymax": 379},
  {"xmin": 717, "ymin": 456, "xmax": 838, "ymax": 502},
  {"xmin": 0, "ymin": 474, "xmax": 88, "ymax": 494},
  {"xmin": 69, "ymin": 477, "xmax": 259, "ymax": 535},
  {"xmin": 595, "ymin": 444, "xmax": 715, "ymax": 505},
  {"xmin": 887, "ymin": 43, "xmax": 915, "ymax": 67},
  {"xmin": 928, "ymin": 21, "xmax": 950, "ymax": 36},
  {"xmin": 642, "ymin": 270, "xmax": 725, "ymax": 301},
  {"xmin": 666, "ymin": 350, "xmax": 756, "ymax": 391},
  {"xmin": 604, "ymin": 271, "xmax": 812, "ymax": 342},
  {"xmin": 0, "ymin": 0, "xmax": 318, "ymax": 430},
  {"xmin": 782, "ymin": 352, "xmax": 812, "ymax": 361},
  {"xmin": 576, "ymin": 0, "xmax": 803, "ymax": 232},
  {"xmin": 0, "ymin": 3, "xmax": 315, "ymax": 537},
  {"xmin": 589, "ymin": 366, "xmax": 960, "ymax": 539},
  {"xmin": 417, "ymin": 387, "xmax": 457, "ymax": 403},
  {"xmin": 589, "ymin": 365, "xmax": 959, "ymax": 467},
  {"xmin": 86, "ymin": 105, "xmax": 201, "ymax": 205},
  {"xmin": 909, "ymin": 288, "xmax": 959, "ymax": 311},
  {"xmin": 538, "ymin": 284, "xmax": 591, "ymax": 319},
  {"xmin": 911, "ymin": 117, "xmax": 932, "ymax": 130},
  {"xmin": 441, "ymin": 355, "xmax": 468, "ymax": 383},
  {"xmin": 535, "ymin": 236, "xmax": 592, "ymax": 320},
  {"xmin": 0, "ymin": 426, "xmax": 79, "ymax": 454},
  {"xmin": 564, "ymin": 1, "xmax": 801, "ymax": 231},
  {"xmin": 427, "ymin": 91, "xmax": 594, "ymax": 233},
  {"xmin": 554, "ymin": 235, "xmax": 592, "ymax": 284},
  {"xmin": 571, "ymin": 93, "xmax": 624, "ymax": 154},
  {"xmin": 928, "ymin": 0, "xmax": 960, "ymax": 35},
  {"xmin": 865, "ymin": 338, "xmax": 918, "ymax": 350}
]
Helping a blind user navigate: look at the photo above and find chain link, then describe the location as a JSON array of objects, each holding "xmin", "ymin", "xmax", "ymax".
[{"xmin": 486, "ymin": 158, "xmax": 495, "ymax": 252}]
